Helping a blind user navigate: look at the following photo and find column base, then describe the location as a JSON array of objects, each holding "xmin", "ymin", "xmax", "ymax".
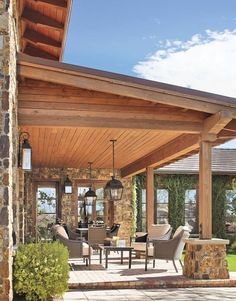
[{"xmin": 183, "ymin": 238, "xmax": 229, "ymax": 279}]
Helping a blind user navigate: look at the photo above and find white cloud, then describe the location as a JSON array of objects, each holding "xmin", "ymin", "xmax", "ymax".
[{"xmin": 133, "ymin": 29, "xmax": 236, "ymax": 98}]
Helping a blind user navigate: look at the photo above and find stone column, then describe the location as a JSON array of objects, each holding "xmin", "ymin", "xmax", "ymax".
[
  {"xmin": 0, "ymin": 1, "xmax": 19, "ymax": 300},
  {"xmin": 183, "ymin": 239, "xmax": 229, "ymax": 279}
]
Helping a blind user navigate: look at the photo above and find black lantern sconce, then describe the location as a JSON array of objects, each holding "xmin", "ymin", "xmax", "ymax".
[
  {"xmin": 104, "ymin": 140, "xmax": 123, "ymax": 201},
  {"xmin": 18, "ymin": 132, "xmax": 32, "ymax": 171},
  {"xmin": 84, "ymin": 162, "xmax": 97, "ymax": 205},
  {"xmin": 64, "ymin": 175, "xmax": 72, "ymax": 194}
]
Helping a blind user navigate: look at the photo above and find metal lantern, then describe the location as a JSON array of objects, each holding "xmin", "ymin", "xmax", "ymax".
[
  {"xmin": 19, "ymin": 132, "xmax": 32, "ymax": 171},
  {"xmin": 64, "ymin": 175, "xmax": 72, "ymax": 194},
  {"xmin": 104, "ymin": 140, "xmax": 123, "ymax": 201},
  {"xmin": 84, "ymin": 162, "xmax": 97, "ymax": 205}
]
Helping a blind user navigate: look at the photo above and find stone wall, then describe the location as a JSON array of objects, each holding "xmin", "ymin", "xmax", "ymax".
[
  {"xmin": 24, "ymin": 167, "xmax": 133, "ymax": 242},
  {"xmin": 184, "ymin": 240, "xmax": 229, "ymax": 279},
  {"xmin": 0, "ymin": 0, "xmax": 19, "ymax": 300}
]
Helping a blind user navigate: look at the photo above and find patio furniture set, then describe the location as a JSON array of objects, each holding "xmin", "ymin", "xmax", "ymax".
[{"xmin": 51, "ymin": 223, "xmax": 191, "ymax": 272}]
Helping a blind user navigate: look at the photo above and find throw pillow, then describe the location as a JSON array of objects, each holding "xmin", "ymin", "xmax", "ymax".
[{"xmin": 135, "ymin": 233, "xmax": 148, "ymax": 242}]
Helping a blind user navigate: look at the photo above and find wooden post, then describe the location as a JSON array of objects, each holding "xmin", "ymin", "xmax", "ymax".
[
  {"xmin": 146, "ymin": 167, "xmax": 154, "ymax": 232},
  {"xmin": 199, "ymin": 141, "xmax": 212, "ymax": 239}
]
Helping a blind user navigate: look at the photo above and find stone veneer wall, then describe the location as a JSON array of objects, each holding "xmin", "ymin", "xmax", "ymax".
[
  {"xmin": 184, "ymin": 242, "xmax": 229, "ymax": 279},
  {"xmin": 24, "ymin": 168, "xmax": 133, "ymax": 242},
  {"xmin": 0, "ymin": 0, "xmax": 19, "ymax": 300}
]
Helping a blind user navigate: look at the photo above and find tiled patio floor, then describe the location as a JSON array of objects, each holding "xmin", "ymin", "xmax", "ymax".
[
  {"xmin": 62, "ymin": 287, "xmax": 236, "ymax": 301},
  {"xmin": 68, "ymin": 251, "xmax": 236, "ymax": 289}
]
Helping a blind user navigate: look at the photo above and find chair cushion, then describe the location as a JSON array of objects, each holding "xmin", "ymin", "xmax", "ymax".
[
  {"xmin": 131, "ymin": 242, "xmax": 146, "ymax": 252},
  {"xmin": 82, "ymin": 242, "xmax": 91, "ymax": 256},
  {"xmin": 149, "ymin": 224, "xmax": 171, "ymax": 240},
  {"xmin": 173, "ymin": 225, "xmax": 191, "ymax": 238},
  {"xmin": 135, "ymin": 233, "xmax": 148, "ymax": 242},
  {"xmin": 55, "ymin": 225, "xmax": 69, "ymax": 239}
]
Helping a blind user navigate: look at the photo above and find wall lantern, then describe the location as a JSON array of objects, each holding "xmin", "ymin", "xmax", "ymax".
[
  {"xmin": 64, "ymin": 175, "xmax": 72, "ymax": 194},
  {"xmin": 84, "ymin": 162, "xmax": 97, "ymax": 205},
  {"xmin": 18, "ymin": 132, "xmax": 32, "ymax": 171},
  {"xmin": 104, "ymin": 140, "xmax": 123, "ymax": 201}
]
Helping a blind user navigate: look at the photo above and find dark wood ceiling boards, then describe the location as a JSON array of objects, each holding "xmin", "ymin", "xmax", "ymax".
[{"xmin": 19, "ymin": 0, "xmax": 72, "ymax": 60}]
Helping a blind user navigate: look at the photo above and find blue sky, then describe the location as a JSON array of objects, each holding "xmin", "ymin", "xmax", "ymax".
[{"xmin": 64, "ymin": 0, "xmax": 236, "ymax": 148}]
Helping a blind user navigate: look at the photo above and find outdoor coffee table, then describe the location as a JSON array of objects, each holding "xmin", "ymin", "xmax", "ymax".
[{"xmin": 98, "ymin": 245, "xmax": 133, "ymax": 269}]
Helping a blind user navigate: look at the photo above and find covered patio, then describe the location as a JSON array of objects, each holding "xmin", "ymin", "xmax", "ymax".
[{"xmin": 15, "ymin": 52, "xmax": 236, "ymax": 282}]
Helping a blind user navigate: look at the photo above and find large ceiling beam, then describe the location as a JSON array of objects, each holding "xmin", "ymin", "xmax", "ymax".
[
  {"xmin": 23, "ymin": 28, "xmax": 61, "ymax": 48},
  {"xmin": 21, "ymin": 7, "xmax": 64, "ymax": 31},
  {"xmin": 121, "ymin": 134, "xmax": 200, "ymax": 177},
  {"xmin": 18, "ymin": 109, "xmax": 203, "ymax": 133},
  {"xmin": 17, "ymin": 54, "xmax": 236, "ymax": 116}
]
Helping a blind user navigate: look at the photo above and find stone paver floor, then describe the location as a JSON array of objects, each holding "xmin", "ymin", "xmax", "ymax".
[{"xmin": 62, "ymin": 287, "xmax": 236, "ymax": 300}]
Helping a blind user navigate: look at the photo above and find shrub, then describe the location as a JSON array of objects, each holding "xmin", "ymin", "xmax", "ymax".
[{"xmin": 14, "ymin": 242, "xmax": 69, "ymax": 301}]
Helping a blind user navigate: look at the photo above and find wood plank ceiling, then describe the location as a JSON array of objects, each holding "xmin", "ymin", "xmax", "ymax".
[{"xmin": 19, "ymin": 0, "xmax": 72, "ymax": 60}]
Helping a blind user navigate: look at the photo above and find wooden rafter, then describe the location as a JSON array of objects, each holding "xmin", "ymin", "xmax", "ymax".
[
  {"xmin": 23, "ymin": 28, "xmax": 61, "ymax": 48},
  {"xmin": 121, "ymin": 134, "xmax": 200, "ymax": 177},
  {"xmin": 24, "ymin": 44, "xmax": 58, "ymax": 60},
  {"xmin": 22, "ymin": 7, "xmax": 64, "ymax": 31},
  {"xmin": 34, "ymin": 0, "xmax": 67, "ymax": 9}
]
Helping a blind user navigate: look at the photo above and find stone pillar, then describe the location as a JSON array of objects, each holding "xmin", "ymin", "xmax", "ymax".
[
  {"xmin": 183, "ymin": 239, "xmax": 229, "ymax": 279},
  {"xmin": 0, "ymin": 1, "xmax": 19, "ymax": 300}
]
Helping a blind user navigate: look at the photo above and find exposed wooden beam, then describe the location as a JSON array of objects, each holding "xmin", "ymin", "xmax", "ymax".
[
  {"xmin": 203, "ymin": 110, "xmax": 232, "ymax": 135},
  {"xmin": 18, "ymin": 99, "xmax": 206, "ymax": 123},
  {"xmin": 23, "ymin": 28, "xmax": 61, "ymax": 48},
  {"xmin": 24, "ymin": 44, "xmax": 59, "ymax": 61},
  {"xmin": 17, "ymin": 54, "xmax": 236, "ymax": 116},
  {"xmin": 21, "ymin": 7, "xmax": 64, "ymax": 31},
  {"xmin": 121, "ymin": 134, "xmax": 200, "ymax": 177},
  {"xmin": 18, "ymin": 109, "xmax": 203, "ymax": 133},
  {"xmin": 35, "ymin": 0, "xmax": 67, "ymax": 9}
]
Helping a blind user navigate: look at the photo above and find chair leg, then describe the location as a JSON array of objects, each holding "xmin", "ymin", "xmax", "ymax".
[
  {"xmin": 86, "ymin": 258, "xmax": 88, "ymax": 266},
  {"xmin": 179, "ymin": 259, "xmax": 183, "ymax": 269},
  {"xmin": 145, "ymin": 256, "xmax": 148, "ymax": 271},
  {"xmin": 153, "ymin": 259, "xmax": 155, "ymax": 268},
  {"xmin": 172, "ymin": 260, "xmax": 178, "ymax": 273}
]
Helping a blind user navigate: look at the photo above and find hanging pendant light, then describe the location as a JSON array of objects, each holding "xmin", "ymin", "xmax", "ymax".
[
  {"xmin": 84, "ymin": 162, "xmax": 97, "ymax": 205},
  {"xmin": 64, "ymin": 175, "xmax": 72, "ymax": 194},
  {"xmin": 104, "ymin": 140, "xmax": 123, "ymax": 201},
  {"xmin": 18, "ymin": 132, "xmax": 32, "ymax": 171}
]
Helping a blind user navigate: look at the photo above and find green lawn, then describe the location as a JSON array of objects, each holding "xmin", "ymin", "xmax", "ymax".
[{"xmin": 227, "ymin": 253, "xmax": 236, "ymax": 272}]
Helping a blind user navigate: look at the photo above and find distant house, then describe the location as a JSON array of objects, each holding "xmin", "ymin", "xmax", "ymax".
[{"xmin": 136, "ymin": 149, "xmax": 236, "ymax": 236}]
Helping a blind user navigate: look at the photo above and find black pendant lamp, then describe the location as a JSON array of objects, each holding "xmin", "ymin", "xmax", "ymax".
[
  {"xmin": 64, "ymin": 175, "xmax": 72, "ymax": 194},
  {"xmin": 84, "ymin": 162, "xmax": 97, "ymax": 205},
  {"xmin": 104, "ymin": 140, "xmax": 123, "ymax": 201}
]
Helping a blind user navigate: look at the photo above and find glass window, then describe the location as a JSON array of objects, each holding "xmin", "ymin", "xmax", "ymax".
[
  {"xmin": 141, "ymin": 189, "xmax": 146, "ymax": 231},
  {"xmin": 96, "ymin": 187, "xmax": 105, "ymax": 223},
  {"xmin": 185, "ymin": 189, "xmax": 197, "ymax": 233},
  {"xmin": 37, "ymin": 186, "xmax": 57, "ymax": 241},
  {"xmin": 225, "ymin": 190, "xmax": 236, "ymax": 233},
  {"xmin": 156, "ymin": 189, "xmax": 169, "ymax": 224}
]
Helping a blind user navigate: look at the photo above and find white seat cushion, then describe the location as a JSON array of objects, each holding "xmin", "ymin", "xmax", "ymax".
[
  {"xmin": 82, "ymin": 242, "xmax": 91, "ymax": 256},
  {"xmin": 149, "ymin": 224, "xmax": 171, "ymax": 240},
  {"xmin": 55, "ymin": 225, "xmax": 69, "ymax": 239},
  {"xmin": 173, "ymin": 225, "xmax": 191, "ymax": 238},
  {"xmin": 131, "ymin": 242, "xmax": 146, "ymax": 252}
]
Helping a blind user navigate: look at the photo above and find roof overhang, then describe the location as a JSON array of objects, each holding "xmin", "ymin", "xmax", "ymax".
[{"xmin": 17, "ymin": 54, "xmax": 236, "ymax": 177}]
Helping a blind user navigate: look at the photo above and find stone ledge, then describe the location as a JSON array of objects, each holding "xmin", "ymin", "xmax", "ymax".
[
  {"xmin": 185, "ymin": 238, "xmax": 229, "ymax": 245},
  {"xmin": 68, "ymin": 278, "xmax": 236, "ymax": 289}
]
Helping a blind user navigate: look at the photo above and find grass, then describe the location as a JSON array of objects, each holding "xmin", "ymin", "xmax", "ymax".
[{"xmin": 227, "ymin": 253, "xmax": 236, "ymax": 272}]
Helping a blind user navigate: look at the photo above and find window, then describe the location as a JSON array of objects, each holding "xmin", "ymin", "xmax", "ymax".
[
  {"xmin": 141, "ymin": 189, "xmax": 146, "ymax": 231},
  {"xmin": 225, "ymin": 190, "xmax": 236, "ymax": 233},
  {"xmin": 185, "ymin": 189, "xmax": 197, "ymax": 233},
  {"xmin": 37, "ymin": 186, "xmax": 57, "ymax": 241},
  {"xmin": 156, "ymin": 189, "xmax": 169, "ymax": 224},
  {"xmin": 77, "ymin": 183, "xmax": 106, "ymax": 226}
]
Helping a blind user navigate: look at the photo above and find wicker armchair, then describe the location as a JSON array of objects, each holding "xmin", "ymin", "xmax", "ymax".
[
  {"xmin": 51, "ymin": 224, "xmax": 91, "ymax": 266},
  {"xmin": 88, "ymin": 226, "xmax": 107, "ymax": 249},
  {"xmin": 145, "ymin": 225, "xmax": 191, "ymax": 272}
]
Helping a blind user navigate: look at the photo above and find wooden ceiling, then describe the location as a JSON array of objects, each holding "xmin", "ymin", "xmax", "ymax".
[
  {"xmin": 19, "ymin": 0, "xmax": 72, "ymax": 60},
  {"xmin": 17, "ymin": 54, "xmax": 236, "ymax": 177}
]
